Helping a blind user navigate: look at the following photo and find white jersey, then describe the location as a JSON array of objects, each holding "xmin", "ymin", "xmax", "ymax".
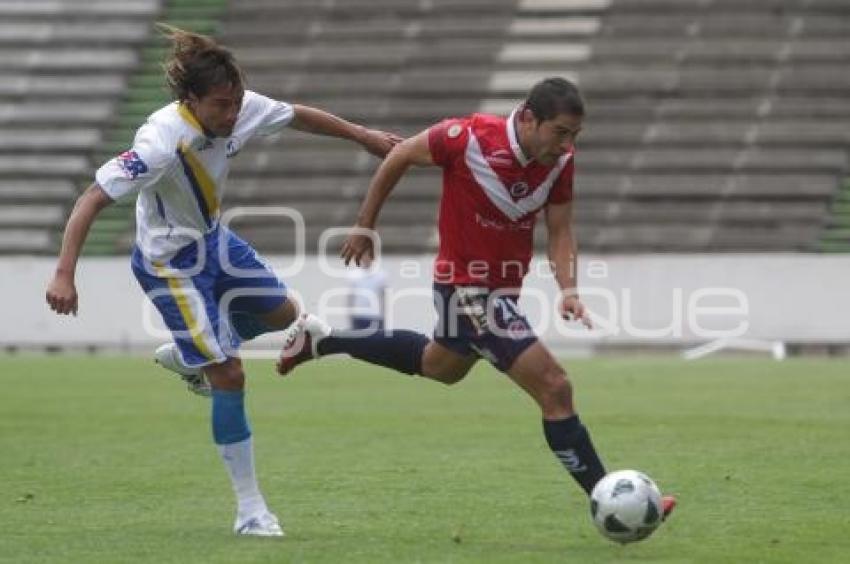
[{"xmin": 96, "ymin": 90, "xmax": 294, "ymax": 260}]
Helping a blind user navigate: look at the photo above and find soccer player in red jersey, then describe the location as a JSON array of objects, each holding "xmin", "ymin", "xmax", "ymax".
[{"xmin": 279, "ymin": 77, "xmax": 675, "ymax": 520}]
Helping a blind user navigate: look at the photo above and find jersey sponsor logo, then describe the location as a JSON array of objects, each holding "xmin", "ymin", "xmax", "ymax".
[
  {"xmin": 117, "ymin": 150, "xmax": 148, "ymax": 180},
  {"xmin": 474, "ymin": 212, "xmax": 533, "ymax": 232},
  {"xmin": 485, "ymin": 154, "xmax": 514, "ymax": 167},
  {"xmin": 485, "ymin": 148, "xmax": 514, "ymax": 167}
]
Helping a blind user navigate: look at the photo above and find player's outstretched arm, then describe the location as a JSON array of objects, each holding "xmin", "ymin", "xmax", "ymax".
[
  {"xmin": 289, "ymin": 104, "xmax": 402, "ymax": 158},
  {"xmin": 46, "ymin": 183, "xmax": 114, "ymax": 316},
  {"xmin": 341, "ymin": 130, "xmax": 434, "ymax": 265},
  {"xmin": 545, "ymin": 201, "xmax": 592, "ymax": 329}
]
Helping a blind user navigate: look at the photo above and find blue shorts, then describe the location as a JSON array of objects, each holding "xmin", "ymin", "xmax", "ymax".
[
  {"xmin": 432, "ymin": 283, "xmax": 538, "ymax": 373},
  {"xmin": 132, "ymin": 226, "xmax": 286, "ymax": 367}
]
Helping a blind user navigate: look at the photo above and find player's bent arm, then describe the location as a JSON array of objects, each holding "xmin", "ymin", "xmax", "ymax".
[
  {"xmin": 289, "ymin": 104, "xmax": 400, "ymax": 157},
  {"xmin": 355, "ymin": 130, "xmax": 434, "ymax": 229},
  {"xmin": 545, "ymin": 201, "xmax": 578, "ymax": 293},
  {"xmin": 47, "ymin": 183, "xmax": 114, "ymax": 315}
]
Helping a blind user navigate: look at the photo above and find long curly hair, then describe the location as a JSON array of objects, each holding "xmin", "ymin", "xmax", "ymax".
[{"xmin": 156, "ymin": 23, "xmax": 243, "ymax": 101}]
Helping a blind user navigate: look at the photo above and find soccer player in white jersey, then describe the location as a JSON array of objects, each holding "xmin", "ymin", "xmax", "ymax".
[
  {"xmin": 278, "ymin": 78, "xmax": 676, "ymax": 527},
  {"xmin": 45, "ymin": 25, "xmax": 399, "ymax": 537}
]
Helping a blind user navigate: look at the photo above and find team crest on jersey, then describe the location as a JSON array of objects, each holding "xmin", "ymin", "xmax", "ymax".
[
  {"xmin": 116, "ymin": 150, "xmax": 148, "ymax": 180},
  {"xmin": 447, "ymin": 124, "xmax": 463, "ymax": 139},
  {"xmin": 226, "ymin": 138, "xmax": 241, "ymax": 158},
  {"xmin": 509, "ymin": 181, "xmax": 530, "ymax": 198}
]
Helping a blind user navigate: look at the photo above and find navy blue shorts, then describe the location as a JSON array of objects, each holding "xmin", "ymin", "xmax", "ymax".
[
  {"xmin": 432, "ymin": 283, "xmax": 538, "ymax": 373},
  {"xmin": 350, "ymin": 317, "xmax": 384, "ymax": 332},
  {"xmin": 132, "ymin": 226, "xmax": 286, "ymax": 367}
]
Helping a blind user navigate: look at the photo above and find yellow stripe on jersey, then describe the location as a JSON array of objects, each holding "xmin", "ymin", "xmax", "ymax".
[
  {"xmin": 154, "ymin": 263, "xmax": 218, "ymax": 361},
  {"xmin": 177, "ymin": 142, "xmax": 219, "ymax": 221},
  {"xmin": 177, "ymin": 103, "xmax": 204, "ymax": 133}
]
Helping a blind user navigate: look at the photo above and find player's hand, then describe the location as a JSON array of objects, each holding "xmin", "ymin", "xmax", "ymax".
[
  {"xmin": 46, "ymin": 273, "xmax": 78, "ymax": 316},
  {"xmin": 358, "ymin": 128, "xmax": 403, "ymax": 158},
  {"xmin": 560, "ymin": 293, "xmax": 592, "ymax": 330},
  {"xmin": 340, "ymin": 230, "xmax": 375, "ymax": 266}
]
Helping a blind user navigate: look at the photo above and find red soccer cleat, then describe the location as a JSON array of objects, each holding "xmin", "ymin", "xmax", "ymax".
[
  {"xmin": 661, "ymin": 495, "xmax": 677, "ymax": 522},
  {"xmin": 275, "ymin": 313, "xmax": 330, "ymax": 376}
]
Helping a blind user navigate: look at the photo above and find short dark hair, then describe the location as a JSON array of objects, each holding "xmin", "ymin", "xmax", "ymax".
[
  {"xmin": 156, "ymin": 23, "xmax": 244, "ymax": 101},
  {"xmin": 524, "ymin": 77, "xmax": 584, "ymax": 121}
]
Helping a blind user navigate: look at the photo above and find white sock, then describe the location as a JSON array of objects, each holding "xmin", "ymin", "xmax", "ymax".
[{"xmin": 217, "ymin": 436, "xmax": 269, "ymax": 522}]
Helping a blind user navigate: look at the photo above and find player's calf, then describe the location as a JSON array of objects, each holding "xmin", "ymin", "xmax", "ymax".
[{"xmin": 277, "ymin": 312, "xmax": 430, "ymax": 378}]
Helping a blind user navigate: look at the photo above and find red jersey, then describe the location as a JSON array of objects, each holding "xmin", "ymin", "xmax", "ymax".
[{"xmin": 427, "ymin": 110, "xmax": 575, "ymax": 289}]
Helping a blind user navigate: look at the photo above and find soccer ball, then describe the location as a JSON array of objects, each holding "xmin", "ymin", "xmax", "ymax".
[{"xmin": 590, "ymin": 469, "xmax": 663, "ymax": 544}]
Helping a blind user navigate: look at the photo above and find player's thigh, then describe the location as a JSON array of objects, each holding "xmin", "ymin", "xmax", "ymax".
[
  {"xmin": 505, "ymin": 342, "xmax": 574, "ymax": 413},
  {"xmin": 132, "ymin": 248, "xmax": 229, "ymax": 366},
  {"xmin": 421, "ymin": 340, "xmax": 478, "ymax": 384},
  {"xmin": 216, "ymin": 228, "xmax": 294, "ymax": 331}
]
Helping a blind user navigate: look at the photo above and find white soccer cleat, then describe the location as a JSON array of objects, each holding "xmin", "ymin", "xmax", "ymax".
[
  {"xmin": 234, "ymin": 511, "xmax": 284, "ymax": 537},
  {"xmin": 154, "ymin": 343, "xmax": 211, "ymax": 397},
  {"xmin": 276, "ymin": 313, "xmax": 332, "ymax": 376}
]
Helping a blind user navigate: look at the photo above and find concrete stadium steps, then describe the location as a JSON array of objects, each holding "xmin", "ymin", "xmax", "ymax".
[
  {"xmin": 0, "ymin": 156, "xmax": 89, "ymax": 177},
  {"xmin": 0, "ymin": 205, "xmax": 65, "ymax": 228},
  {"xmin": 223, "ymin": 144, "xmax": 847, "ymax": 176},
  {"xmin": 0, "ymin": 0, "xmax": 160, "ymax": 18},
  {"xmin": 598, "ymin": 13, "xmax": 850, "ymax": 37},
  {"xmin": 577, "ymin": 174, "xmax": 838, "ymax": 199},
  {"xmin": 569, "ymin": 223, "xmax": 824, "ymax": 252},
  {"xmin": 217, "ymin": 117, "xmax": 850, "ymax": 149},
  {"xmin": 3, "ymin": 0, "xmax": 843, "ymax": 255},
  {"xmin": 0, "ymin": 129, "xmax": 102, "ymax": 152},
  {"xmin": 0, "ymin": 101, "xmax": 116, "ymax": 126},
  {"xmin": 0, "ymin": 180, "xmax": 77, "ymax": 203},
  {"xmin": 0, "ymin": 22, "xmax": 151, "ymax": 46},
  {"xmin": 233, "ymin": 224, "xmax": 438, "ymax": 256},
  {"xmin": 0, "ymin": 0, "xmax": 165, "ymax": 255},
  {"xmin": 0, "ymin": 75, "xmax": 126, "ymax": 97},
  {"xmin": 241, "ymin": 66, "xmax": 850, "ymax": 100},
  {"xmin": 0, "ymin": 229, "xmax": 52, "ymax": 253}
]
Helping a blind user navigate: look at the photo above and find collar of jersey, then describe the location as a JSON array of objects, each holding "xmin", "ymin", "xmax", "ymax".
[
  {"xmin": 178, "ymin": 103, "xmax": 216, "ymax": 139},
  {"xmin": 506, "ymin": 107, "xmax": 532, "ymax": 168}
]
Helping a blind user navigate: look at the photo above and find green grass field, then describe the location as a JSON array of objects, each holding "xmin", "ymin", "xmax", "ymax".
[{"xmin": 1, "ymin": 356, "xmax": 848, "ymax": 563}]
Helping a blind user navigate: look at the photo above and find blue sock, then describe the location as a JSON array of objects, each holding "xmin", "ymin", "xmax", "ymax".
[
  {"xmin": 212, "ymin": 389, "xmax": 251, "ymax": 445},
  {"xmin": 317, "ymin": 330, "xmax": 429, "ymax": 375}
]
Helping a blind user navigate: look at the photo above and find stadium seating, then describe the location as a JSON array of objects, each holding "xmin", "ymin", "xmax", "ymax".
[
  {"xmin": 2, "ymin": 0, "xmax": 848, "ymax": 254},
  {"xmin": 0, "ymin": 0, "xmax": 163, "ymax": 253},
  {"xmin": 218, "ymin": 0, "xmax": 850, "ymax": 253}
]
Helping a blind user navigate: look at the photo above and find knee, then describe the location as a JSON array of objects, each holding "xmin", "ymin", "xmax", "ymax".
[
  {"xmin": 539, "ymin": 369, "xmax": 574, "ymax": 413},
  {"xmin": 206, "ymin": 362, "xmax": 245, "ymax": 390}
]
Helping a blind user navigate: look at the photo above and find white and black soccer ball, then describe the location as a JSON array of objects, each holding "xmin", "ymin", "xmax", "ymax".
[{"xmin": 590, "ymin": 469, "xmax": 663, "ymax": 544}]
